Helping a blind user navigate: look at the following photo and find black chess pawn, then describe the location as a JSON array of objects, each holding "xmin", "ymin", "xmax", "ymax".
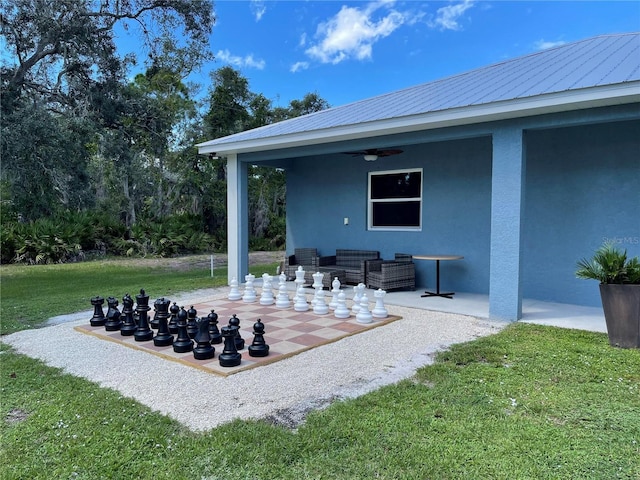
[
  {"xmin": 104, "ymin": 296, "xmax": 122, "ymax": 331},
  {"xmin": 134, "ymin": 289, "xmax": 154, "ymax": 342},
  {"xmin": 193, "ymin": 316, "xmax": 215, "ymax": 360},
  {"xmin": 90, "ymin": 296, "xmax": 106, "ymax": 326},
  {"xmin": 228, "ymin": 314, "xmax": 245, "ymax": 350},
  {"xmin": 120, "ymin": 293, "xmax": 137, "ymax": 336},
  {"xmin": 186, "ymin": 306, "xmax": 198, "ymax": 339},
  {"xmin": 207, "ymin": 310, "xmax": 222, "ymax": 344},
  {"xmin": 218, "ymin": 326, "xmax": 242, "ymax": 367},
  {"xmin": 248, "ymin": 319, "xmax": 270, "ymax": 357},
  {"xmin": 173, "ymin": 306, "xmax": 193, "ymax": 353},
  {"xmin": 168, "ymin": 302, "xmax": 180, "ymax": 334},
  {"xmin": 153, "ymin": 298, "xmax": 173, "ymax": 347}
]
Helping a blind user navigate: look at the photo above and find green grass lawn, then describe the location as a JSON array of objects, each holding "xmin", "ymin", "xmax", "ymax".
[
  {"xmin": 1, "ymin": 259, "xmax": 639, "ymax": 479},
  {"xmin": 0, "ymin": 257, "xmax": 279, "ymax": 334}
]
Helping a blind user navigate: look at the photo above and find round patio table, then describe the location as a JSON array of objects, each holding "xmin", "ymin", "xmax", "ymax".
[{"xmin": 412, "ymin": 255, "xmax": 464, "ymax": 299}]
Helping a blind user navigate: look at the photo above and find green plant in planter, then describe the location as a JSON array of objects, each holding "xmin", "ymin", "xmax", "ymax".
[
  {"xmin": 576, "ymin": 242, "xmax": 640, "ymax": 284},
  {"xmin": 576, "ymin": 242, "xmax": 640, "ymax": 349}
]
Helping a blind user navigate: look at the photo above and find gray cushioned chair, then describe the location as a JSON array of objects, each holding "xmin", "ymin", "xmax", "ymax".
[{"xmin": 365, "ymin": 253, "xmax": 416, "ymax": 291}]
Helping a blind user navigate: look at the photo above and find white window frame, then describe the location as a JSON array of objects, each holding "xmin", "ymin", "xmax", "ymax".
[{"xmin": 367, "ymin": 168, "xmax": 423, "ymax": 231}]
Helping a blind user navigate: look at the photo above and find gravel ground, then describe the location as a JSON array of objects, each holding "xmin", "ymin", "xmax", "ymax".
[{"xmin": 3, "ymin": 287, "xmax": 505, "ymax": 432}]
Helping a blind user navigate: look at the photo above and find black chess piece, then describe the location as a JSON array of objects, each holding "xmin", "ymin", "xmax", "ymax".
[
  {"xmin": 173, "ymin": 306, "xmax": 193, "ymax": 353},
  {"xmin": 168, "ymin": 302, "xmax": 180, "ymax": 334},
  {"xmin": 120, "ymin": 293, "xmax": 136, "ymax": 336},
  {"xmin": 248, "ymin": 319, "xmax": 270, "ymax": 357},
  {"xmin": 228, "ymin": 314, "xmax": 245, "ymax": 350},
  {"xmin": 207, "ymin": 310, "xmax": 222, "ymax": 344},
  {"xmin": 104, "ymin": 296, "xmax": 122, "ymax": 331},
  {"xmin": 90, "ymin": 296, "xmax": 106, "ymax": 326},
  {"xmin": 150, "ymin": 298, "xmax": 161, "ymax": 329},
  {"xmin": 153, "ymin": 298, "xmax": 174, "ymax": 347},
  {"xmin": 218, "ymin": 326, "xmax": 242, "ymax": 367},
  {"xmin": 193, "ymin": 316, "xmax": 215, "ymax": 360},
  {"xmin": 186, "ymin": 306, "xmax": 198, "ymax": 339},
  {"xmin": 134, "ymin": 289, "xmax": 154, "ymax": 342}
]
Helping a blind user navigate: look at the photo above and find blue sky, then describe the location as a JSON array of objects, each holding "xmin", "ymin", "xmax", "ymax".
[{"xmin": 121, "ymin": 1, "xmax": 640, "ymax": 108}]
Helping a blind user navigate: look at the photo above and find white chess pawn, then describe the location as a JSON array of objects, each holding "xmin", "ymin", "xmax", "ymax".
[
  {"xmin": 275, "ymin": 281, "xmax": 291, "ymax": 308},
  {"xmin": 372, "ymin": 289, "xmax": 388, "ymax": 318},
  {"xmin": 242, "ymin": 273, "xmax": 257, "ymax": 303},
  {"xmin": 356, "ymin": 294, "xmax": 373, "ymax": 324},
  {"xmin": 329, "ymin": 277, "xmax": 341, "ymax": 310},
  {"xmin": 334, "ymin": 291, "xmax": 350, "ymax": 319},
  {"xmin": 294, "ymin": 285, "xmax": 309, "ymax": 312},
  {"xmin": 313, "ymin": 287, "xmax": 329, "ymax": 314},
  {"xmin": 228, "ymin": 277, "xmax": 242, "ymax": 301},
  {"xmin": 279, "ymin": 271, "xmax": 287, "ymax": 286},
  {"xmin": 260, "ymin": 273, "xmax": 274, "ymax": 305}
]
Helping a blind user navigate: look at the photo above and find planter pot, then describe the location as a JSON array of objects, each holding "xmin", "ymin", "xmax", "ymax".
[{"xmin": 599, "ymin": 284, "xmax": 640, "ymax": 349}]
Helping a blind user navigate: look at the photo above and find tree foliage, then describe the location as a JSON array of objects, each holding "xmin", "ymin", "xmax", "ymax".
[{"xmin": 0, "ymin": 1, "xmax": 330, "ymax": 263}]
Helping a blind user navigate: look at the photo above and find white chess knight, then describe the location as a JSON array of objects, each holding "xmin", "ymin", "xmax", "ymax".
[
  {"xmin": 329, "ymin": 277, "xmax": 341, "ymax": 310},
  {"xmin": 259, "ymin": 273, "xmax": 275, "ymax": 306},
  {"xmin": 372, "ymin": 289, "xmax": 388, "ymax": 318},
  {"xmin": 351, "ymin": 283, "xmax": 365, "ymax": 315},
  {"xmin": 356, "ymin": 293, "xmax": 373, "ymax": 324},
  {"xmin": 334, "ymin": 291, "xmax": 350, "ymax": 319},
  {"xmin": 228, "ymin": 277, "xmax": 242, "ymax": 301},
  {"xmin": 242, "ymin": 273, "xmax": 257, "ymax": 303}
]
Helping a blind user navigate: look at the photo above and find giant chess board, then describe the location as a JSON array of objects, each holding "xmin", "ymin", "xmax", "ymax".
[{"xmin": 75, "ymin": 298, "xmax": 402, "ymax": 376}]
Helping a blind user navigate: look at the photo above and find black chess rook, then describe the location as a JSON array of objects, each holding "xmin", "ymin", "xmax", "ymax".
[
  {"xmin": 90, "ymin": 296, "xmax": 106, "ymax": 327},
  {"xmin": 218, "ymin": 326, "xmax": 241, "ymax": 367}
]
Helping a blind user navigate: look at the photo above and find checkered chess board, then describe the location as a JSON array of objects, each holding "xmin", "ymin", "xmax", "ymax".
[{"xmin": 75, "ymin": 298, "xmax": 401, "ymax": 376}]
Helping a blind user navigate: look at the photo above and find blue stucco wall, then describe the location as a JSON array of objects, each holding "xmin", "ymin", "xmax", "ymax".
[
  {"xmin": 523, "ymin": 119, "xmax": 640, "ymax": 307},
  {"xmin": 287, "ymin": 136, "xmax": 493, "ymax": 294}
]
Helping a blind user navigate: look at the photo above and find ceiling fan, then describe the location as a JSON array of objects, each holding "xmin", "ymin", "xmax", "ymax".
[{"xmin": 343, "ymin": 148, "xmax": 404, "ymax": 161}]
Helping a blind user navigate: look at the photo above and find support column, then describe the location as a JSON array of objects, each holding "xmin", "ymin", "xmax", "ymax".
[
  {"xmin": 226, "ymin": 154, "xmax": 249, "ymax": 283},
  {"xmin": 489, "ymin": 127, "xmax": 526, "ymax": 320}
]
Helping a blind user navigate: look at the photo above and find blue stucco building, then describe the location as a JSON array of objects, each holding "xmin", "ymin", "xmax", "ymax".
[{"xmin": 198, "ymin": 33, "xmax": 640, "ymax": 320}]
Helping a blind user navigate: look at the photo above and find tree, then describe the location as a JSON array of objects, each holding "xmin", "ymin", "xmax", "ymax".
[{"xmin": 0, "ymin": 0, "xmax": 214, "ymax": 220}]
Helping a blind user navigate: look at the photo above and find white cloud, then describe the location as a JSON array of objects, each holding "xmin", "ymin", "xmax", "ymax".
[
  {"xmin": 290, "ymin": 61, "xmax": 310, "ymax": 73},
  {"xmin": 431, "ymin": 0, "xmax": 475, "ymax": 31},
  {"xmin": 250, "ymin": 0, "xmax": 266, "ymax": 21},
  {"xmin": 305, "ymin": 1, "xmax": 408, "ymax": 64},
  {"xmin": 534, "ymin": 39, "xmax": 567, "ymax": 50},
  {"xmin": 215, "ymin": 49, "xmax": 266, "ymax": 70}
]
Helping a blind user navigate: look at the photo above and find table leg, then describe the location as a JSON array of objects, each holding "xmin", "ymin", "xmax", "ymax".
[{"xmin": 421, "ymin": 260, "xmax": 456, "ymax": 299}]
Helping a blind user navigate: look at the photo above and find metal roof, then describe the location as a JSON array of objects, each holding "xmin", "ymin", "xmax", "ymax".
[{"xmin": 197, "ymin": 33, "xmax": 640, "ymax": 155}]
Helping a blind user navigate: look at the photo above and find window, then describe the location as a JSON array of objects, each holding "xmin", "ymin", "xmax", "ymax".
[{"xmin": 368, "ymin": 169, "xmax": 422, "ymax": 230}]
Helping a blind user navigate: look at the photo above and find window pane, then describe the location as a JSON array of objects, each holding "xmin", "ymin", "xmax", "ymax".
[
  {"xmin": 372, "ymin": 201, "xmax": 420, "ymax": 227},
  {"xmin": 371, "ymin": 171, "xmax": 422, "ymax": 199}
]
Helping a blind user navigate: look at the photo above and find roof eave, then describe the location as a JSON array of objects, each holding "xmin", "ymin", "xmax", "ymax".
[{"xmin": 197, "ymin": 82, "xmax": 640, "ymax": 156}]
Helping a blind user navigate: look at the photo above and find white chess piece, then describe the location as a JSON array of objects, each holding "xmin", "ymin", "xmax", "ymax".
[
  {"xmin": 313, "ymin": 287, "xmax": 329, "ymax": 314},
  {"xmin": 275, "ymin": 279, "xmax": 291, "ymax": 308},
  {"xmin": 356, "ymin": 294, "xmax": 373, "ymax": 324},
  {"xmin": 372, "ymin": 289, "xmax": 388, "ymax": 318},
  {"xmin": 228, "ymin": 277, "xmax": 242, "ymax": 301},
  {"xmin": 351, "ymin": 284, "xmax": 364, "ymax": 315},
  {"xmin": 311, "ymin": 271, "xmax": 324, "ymax": 306},
  {"xmin": 294, "ymin": 285, "xmax": 309, "ymax": 312},
  {"xmin": 334, "ymin": 291, "xmax": 350, "ymax": 319},
  {"xmin": 329, "ymin": 277, "xmax": 341, "ymax": 310},
  {"xmin": 260, "ymin": 273, "xmax": 274, "ymax": 305},
  {"xmin": 242, "ymin": 273, "xmax": 257, "ymax": 303}
]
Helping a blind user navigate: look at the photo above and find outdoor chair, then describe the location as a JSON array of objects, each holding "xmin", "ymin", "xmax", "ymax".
[
  {"xmin": 284, "ymin": 248, "xmax": 319, "ymax": 280},
  {"xmin": 365, "ymin": 253, "xmax": 416, "ymax": 291},
  {"xmin": 318, "ymin": 249, "xmax": 380, "ymax": 285}
]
